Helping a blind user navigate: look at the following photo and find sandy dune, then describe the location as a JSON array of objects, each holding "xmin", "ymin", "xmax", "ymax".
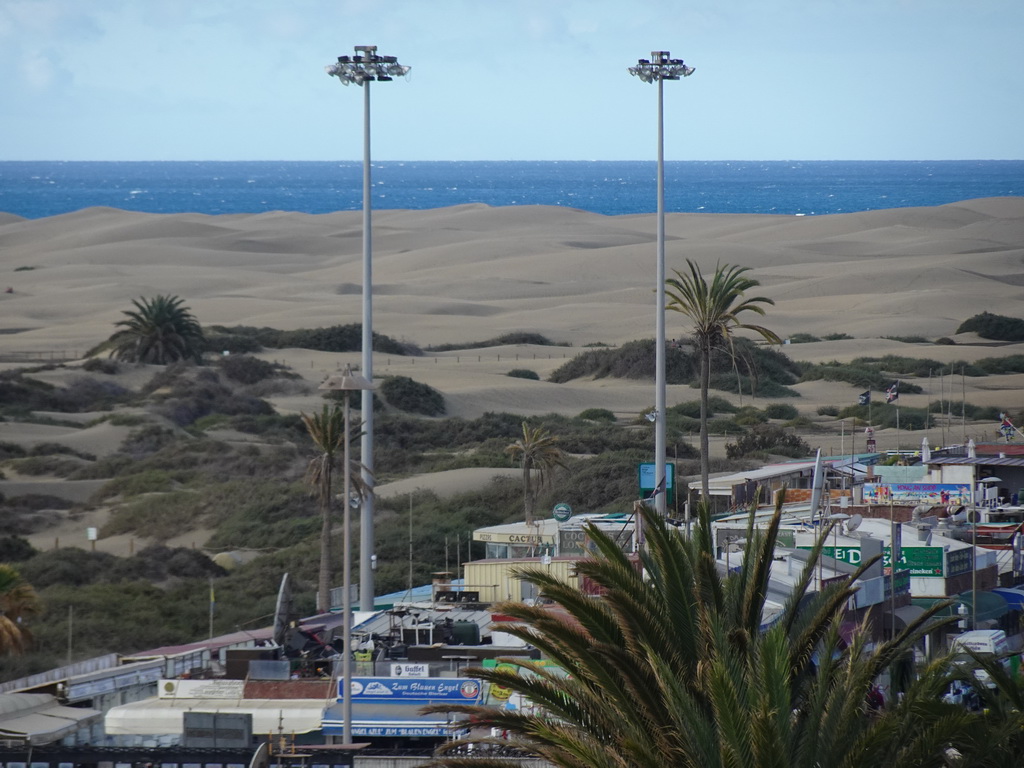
[{"xmin": 2, "ymin": 198, "xmax": 1024, "ymax": 554}]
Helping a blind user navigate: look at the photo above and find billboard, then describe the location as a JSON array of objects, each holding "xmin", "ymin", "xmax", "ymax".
[
  {"xmin": 338, "ymin": 677, "xmax": 482, "ymax": 703},
  {"xmin": 864, "ymin": 483, "xmax": 971, "ymax": 505},
  {"xmin": 800, "ymin": 545, "xmax": 948, "ymax": 576}
]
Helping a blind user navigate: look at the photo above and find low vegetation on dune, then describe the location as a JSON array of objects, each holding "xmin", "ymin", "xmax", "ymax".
[
  {"xmin": 956, "ymin": 311, "xmax": 1024, "ymax": 342},
  {"xmin": 549, "ymin": 337, "xmax": 801, "ymax": 397},
  {"xmin": 425, "ymin": 332, "xmax": 560, "ymax": 352},
  {"xmin": 3, "ymin": 304, "xmax": 1023, "ymax": 679},
  {"xmin": 204, "ymin": 323, "xmax": 421, "ymax": 356}
]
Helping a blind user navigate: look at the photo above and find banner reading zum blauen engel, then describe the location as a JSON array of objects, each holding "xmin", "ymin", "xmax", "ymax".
[
  {"xmin": 864, "ymin": 483, "xmax": 972, "ymax": 505},
  {"xmin": 338, "ymin": 677, "xmax": 482, "ymax": 703}
]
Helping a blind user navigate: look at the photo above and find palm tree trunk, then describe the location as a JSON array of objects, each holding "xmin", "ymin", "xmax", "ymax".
[
  {"xmin": 523, "ymin": 461, "xmax": 534, "ymax": 526},
  {"xmin": 318, "ymin": 467, "xmax": 333, "ymax": 613},
  {"xmin": 699, "ymin": 341, "xmax": 712, "ymax": 500}
]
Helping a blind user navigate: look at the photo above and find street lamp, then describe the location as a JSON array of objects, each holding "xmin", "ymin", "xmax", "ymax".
[
  {"xmin": 326, "ymin": 46, "xmax": 410, "ymax": 611},
  {"xmin": 629, "ymin": 51, "xmax": 695, "ymax": 516},
  {"xmin": 975, "ymin": 476, "xmax": 1002, "ymax": 630},
  {"xmin": 319, "ymin": 367, "xmax": 374, "ymax": 745}
]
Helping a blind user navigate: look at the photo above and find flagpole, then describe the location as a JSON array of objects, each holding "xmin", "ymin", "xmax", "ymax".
[
  {"xmin": 939, "ymin": 368, "xmax": 946, "ymax": 447},
  {"xmin": 962, "ymin": 366, "xmax": 967, "ymax": 444}
]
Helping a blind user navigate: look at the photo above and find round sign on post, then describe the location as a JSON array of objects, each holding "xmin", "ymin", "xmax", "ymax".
[{"xmin": 552, "ymin": 503, "xmax": 572, "ymax": 522}]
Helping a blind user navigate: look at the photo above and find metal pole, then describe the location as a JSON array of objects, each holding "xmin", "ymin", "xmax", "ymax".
[
  {"xmin": 654, "ymin": 74, "xmax": 667, "ymax": 517},
  {"xmin": 360, "ymin": 79, "xmax": 376, "ymax": 612},
  {"xmin": 890, "ymin": 496, "xmax": 896, "ymax": 641},
  {"xmin": 342, "ymin": 393, "xmax": 354, "ymax": 744},
  {"xmin": 972, "ymin": 470, "xmax": 978, "ymax": 632}
]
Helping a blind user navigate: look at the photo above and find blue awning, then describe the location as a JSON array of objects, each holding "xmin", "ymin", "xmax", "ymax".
[
  {"xmin": 321, "ymin": 702, "xmax": 459, "ymax": 738},
  {"xmin": 992, "ymin": 587, "xmax": 1024, "ymax": 610}
]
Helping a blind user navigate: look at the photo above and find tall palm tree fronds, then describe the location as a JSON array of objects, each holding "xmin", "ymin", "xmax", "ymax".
[
  {"xmin": 0, "ymin": 564, "xmax": 41, "ymax": 655},
  {"xmin": 301, "ymin": 404, "xmax": 369, "ymax": 614},
  {"xmin": 505, "ymin": 423, "xmax": 568, "ymax": 526},
  {"xmin": 98, "ymin": 294, "xmax": 206, "ymax": 365},
  {"xmin": 665, "ymin": 261, "xmax": 781, "ymax": 499},
  {"xmin": 423, "ymin": 497, "xmax": 964, "ymax": 768}
]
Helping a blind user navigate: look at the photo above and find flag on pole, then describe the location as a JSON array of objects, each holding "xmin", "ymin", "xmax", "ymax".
[
  {"xmin": 858, "ymin": 391, "xmax": 871, "ymax": 406},
  {"xmin": 885, "ymin": 381, "xmax": 899, "ymax": 404},
  {"xmin": 1000, "ymin": 413, "xmax": 1016, "ymax": 442}
]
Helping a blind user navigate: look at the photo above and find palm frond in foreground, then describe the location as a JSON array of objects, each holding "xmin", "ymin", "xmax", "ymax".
[{"xmin": 424, "ymin": 496, "xmax": 969, "ymax": 768}]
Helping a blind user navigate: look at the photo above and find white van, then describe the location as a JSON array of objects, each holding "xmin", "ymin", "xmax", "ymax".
[
  {"xmin": 951, "ymin": 629, "xmax": 1010, "ymax": 656},
  {"xmin": 950, "ymin": 630, "xmax": 1010, "ymax": 688}
]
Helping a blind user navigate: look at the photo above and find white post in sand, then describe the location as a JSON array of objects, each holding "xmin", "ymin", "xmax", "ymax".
[
  {"xmin": 629, "ymin": 51, "xmax": 695, "ymax": 517},
  {"xmin": 326, "ymin": 46, "xmax": 410, "ymax": 611}
]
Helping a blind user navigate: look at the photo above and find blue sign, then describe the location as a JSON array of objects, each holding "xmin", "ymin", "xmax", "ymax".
[
  {"xmin": 339, "ymin": 677, "xmax": 482, "ymax": 702},
  {"xmin": 354, "ymin": 725, "xmax": 448, "ymax": 737},
  {"xmin": 638, "ymin": 462, "xmax": 675, "ymax": 502}
]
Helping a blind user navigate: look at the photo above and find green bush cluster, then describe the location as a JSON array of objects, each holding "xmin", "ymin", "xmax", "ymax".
[
  {"xmin": 705, "ymin": 372, "xmax": 801, "ymax": 399},
  {"xmin": 725, "ymin": 424, "xmax": 811, "ymax": 460},
  {"xmin": 9, "ymin": 455, "xmax": 87, "ymax": 478},
  {"xmin": 0, "ymin": 535, "xmax": 36, "ymax": 562},
  {"xmin": 578, "ymin": 408, "xmax": 616, "ymax": 422},
  {"xmin": 975, "ymin": 354, "xmax": 1024, "ymax": 375},
  {"xmin": 427, "ymin": 332, "xmax": 559, "ymax": 352},
  {"xmin": 379, "ymin": 376, "xmax": 446, "ymax": 416},
  {"xmin": 82, "ymin": 358, "xmax": 120, "ymax": 375},
  {"xmin": 787, "ymin": 333, "xmax": 820, "ymax": 344},
  {"xmin": 956, "ymin": 311, "xmax": 1024, "ymax": 341},
  {"xmin": 549, "ymin": 339, "xmax": 694, "ymax": 383},
  {"xmin": 0, "ymin": 494, "xmax": 74, "ymax": 536},
  {"xmin": 550, "ymin": 337, "xmax": 801, "ymax": 397},
  {"xmin": 218, "ymin": 354, "xmax": 295, "ymax": 385},
  {"xmin": 0, "ymin": 372, "xmax": 131, "ymax": 416},
  {"xmin": 798, "ymin": 361, "xmax": 925, "ymax": 394},
  {"xmin": 142, "ymin": 365, "xmax": 274, "ymax": 427},
  {"xmin": 733, "ymin": 406, "xmax": 768, "ymax": 426},
  {"xmin": 764, "ymin": 402, "xmax": 800, "ymax": 420},
  {"xmin": 835, "ymin": 403, "xmax": 929, "ymax": 430},
  {"xmin": 205, "ymin": 324, "xmax": 419, "ymax": 356},
  {"xmin": 927, "ymin": 401, "xmax": 1006, "ymax": 422},
  {"xmin": 506, "ymin": 368, "xmax": 540, "ymax": 380}
]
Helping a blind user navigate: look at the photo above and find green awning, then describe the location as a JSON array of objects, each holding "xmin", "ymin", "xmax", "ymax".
[{"xmin": 912, "ymin": 591, "xmax": 1010, "ymax": 624}]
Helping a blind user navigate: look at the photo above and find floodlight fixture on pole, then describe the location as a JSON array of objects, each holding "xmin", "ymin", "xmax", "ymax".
[
  {"xmin": 318, "ymin": 367, "xmax": 374, "ymax": 745},
  {"xmin": 325, "ymin": 45, "xmax": 410, "ymax": 612},
  {"xmin": 628, "ymin": 50, "xmax": 694, "ymax": 517}
]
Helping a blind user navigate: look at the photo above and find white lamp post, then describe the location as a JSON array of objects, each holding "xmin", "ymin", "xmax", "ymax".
[
  {"xmin": 326, "ymin": 46, "xmax": 410, "ymax": 610},
  {"xmin": 629, "ymin": 51, "xmax": 694, "ymax": 516},
  {"xmin": 976, "ymin": 476, "xmax": 1002, "ymax": 630},
  {"xmin": 319, "ymin": 368, "xmax": 374, "ymax": 745}
]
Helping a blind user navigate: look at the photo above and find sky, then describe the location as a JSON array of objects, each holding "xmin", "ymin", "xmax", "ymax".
[{"xmin": 0, "ymin": 0, "xmax": 1021, "ymax": 162}]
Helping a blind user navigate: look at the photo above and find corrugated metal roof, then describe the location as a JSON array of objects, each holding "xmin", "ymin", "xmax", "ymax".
[
  {"xmin": 927, "ymin": 456, "xmax": 1024, "ymax": 467},
  {"xmin": 708, "ymin": 461, "xmax": 816, "ymax": 490}
]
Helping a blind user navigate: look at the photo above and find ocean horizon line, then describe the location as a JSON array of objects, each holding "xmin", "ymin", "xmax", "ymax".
[
  {"xmin": 3, "ymin": 159, "xmax": 1021, "ymax": 220},
  {"xmin": 3, "ymin": 158, "xmax": 1024, "ymax": 164}
]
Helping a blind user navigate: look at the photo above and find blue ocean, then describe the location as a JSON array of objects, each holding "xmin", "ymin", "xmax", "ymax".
[{"xmin": 0, "ymin": 160, "xmax": 1022, "ymax": 220}]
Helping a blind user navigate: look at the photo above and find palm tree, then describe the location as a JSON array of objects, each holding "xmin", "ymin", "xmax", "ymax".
[
  {"xmin": 424, "ymin": 497, "xmax": 967, "ymax": 768},
  {"xmin": 0, "ymin": 564, "xmax": 41, "ymax": 655},
  {"xmin": 99, "ymin": 294, "xmax": 205, "ymax": 364},
  {"xmin": 302, "ymin": 404, "xmax": 347, "ymax": 614},
  {"xmin": 302, "ymin": 404, "xmax": 370, "ymax": 613},
  {"xmin": 665, "ymin": 261, "xmax": 781, "ymax": 499},
  {"xmin": 505, "ymin": 422, "xmax": 567, "ymax": 527}
]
